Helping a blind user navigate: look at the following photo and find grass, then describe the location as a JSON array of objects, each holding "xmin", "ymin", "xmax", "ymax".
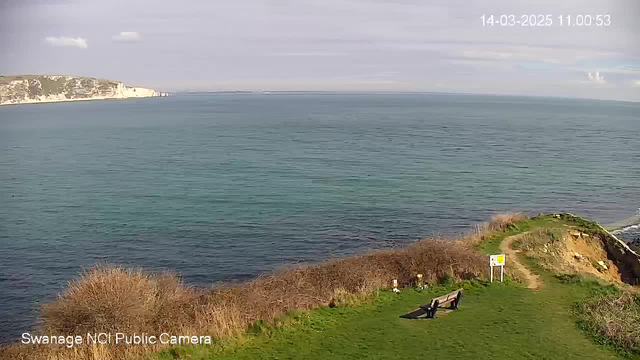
[
  {"xmin": 153, "ymin": 213, "xmax": 638, "ymax": 360},
  {"xmin": 4, "ymin": 212, "xmax": 637, "ymax": 359},
  {"xmin": 156, "ymin": 278, "xmax": 624, "ymax": 360},
  {"xmin": 2, "ymin": 230, "xmax": 490, "ymax": 360},
  {"xmin": 512, "ymin": 227, "xmax": 565, "ymax": 251},
  {"xmin": 477, "ymin": 212, "xmax": 616, "ymax": 256},
  {"xmin": 477, "ymin": 214, "xmax": 560, "ymax": 255},
  {"xmin": 576, "ymin": 291, "xmax": 640, "ymax": 356},
  {"xmin": 517, "ymin": 239, "xmax": 640, "ymax": 358}
]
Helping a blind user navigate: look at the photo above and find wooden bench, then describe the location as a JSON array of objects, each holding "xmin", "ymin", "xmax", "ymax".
[{"xmin": 419, "ymin": 288, "xmax": 463, "ymax": 318}]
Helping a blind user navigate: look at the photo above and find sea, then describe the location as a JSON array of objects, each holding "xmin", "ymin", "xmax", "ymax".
[{"xmin": 0, "ymin": 93, "xmax": 638, "ymax": 343}]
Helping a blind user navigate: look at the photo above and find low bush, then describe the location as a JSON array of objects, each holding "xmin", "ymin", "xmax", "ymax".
[
  {"xmin": 487, "ymin": 212, "xmax": 528, "ymax": 232},
  {"xmin": 1, "ymin": 213, "xmax": 529, "ymax": 360},
  {"xmin": 41, "ymin": 267, "xmax": 199, "ymax": 336},
  {"xmin": 575, "ymin": 291, "xmax": 640, "ymax": 355},
  {"xmin": 4, "ymin": 237, "xmax": 488, "ymax": 359}
]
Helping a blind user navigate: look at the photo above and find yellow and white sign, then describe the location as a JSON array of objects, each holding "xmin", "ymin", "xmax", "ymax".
[
  {"xmin": 489, "ymin": 254, "xmax": 506, "ymax": 283},
  {"xmin": 490, "ymin": 254, "xmax": 506, "ymax": 266}
]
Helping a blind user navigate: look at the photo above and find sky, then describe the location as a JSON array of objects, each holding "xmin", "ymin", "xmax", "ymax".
[{"xmin": 1, "ymin": 0, "xmax": 639, "ymax": 101}]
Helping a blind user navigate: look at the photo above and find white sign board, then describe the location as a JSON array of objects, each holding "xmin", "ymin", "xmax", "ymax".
[
  {"xmin": 490, "ymin": 254, "xmax": 505, "ymax": 267},
  {"xmin": 489, "ymin": 254, "xmax": 506, "ymax": 282}
]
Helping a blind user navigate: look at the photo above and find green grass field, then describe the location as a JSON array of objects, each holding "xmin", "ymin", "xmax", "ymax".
[
  {"xmin": 155, "ymin": 215, "xmax": 637, "ymax": 359},
  {"xmin": 158, "ymin": 279, "xmax": 625, "ymax": 359}
]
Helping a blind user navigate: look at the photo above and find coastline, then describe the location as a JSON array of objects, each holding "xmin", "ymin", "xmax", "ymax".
[
  {"xmin": 2, "ymin": 213, "xmax": 639, "ymax": 360},
  {"xmin": 0, "ymin": 94, "xmax": 169, "ymax": 106},
  {"xmin": 604, "ymin": 214, "xmax": 640, "ymax": 245},
  {"xmin": 603, "ymin": 214, "xmax": 640, "ymax": 232},
  {"xmin": 0, "ymin": 75, "xmax": 169, "ymax": 106}
]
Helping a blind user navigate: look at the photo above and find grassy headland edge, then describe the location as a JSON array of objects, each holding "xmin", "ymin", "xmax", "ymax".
[{"xmin": 2, "ymin": 213, "xmax": 639, "ymax": 360}]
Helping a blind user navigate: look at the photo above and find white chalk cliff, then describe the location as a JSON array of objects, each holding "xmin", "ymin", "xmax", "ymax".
[{"xmin": 0, "ymin": 75, "xmax": 168, "ymax": 106}]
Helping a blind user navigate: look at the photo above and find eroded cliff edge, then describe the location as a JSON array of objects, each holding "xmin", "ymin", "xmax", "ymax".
[{"xmin": 0, "ymin": 75, "xmax": 168, "ymax": 105}]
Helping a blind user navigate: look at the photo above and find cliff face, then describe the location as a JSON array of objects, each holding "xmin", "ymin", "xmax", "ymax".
[
  {"xmin": 0, "ymin": 75, "xmax": 168, "ymax": 106},
  {"xmin": 557, "ymin": 213, "xmax": 640, "ymax": 284}
]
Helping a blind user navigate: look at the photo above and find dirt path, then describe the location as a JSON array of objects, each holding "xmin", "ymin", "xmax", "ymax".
[{"xmin": 500, "ymin": 233, "xmax": 542, "ymax": 289}]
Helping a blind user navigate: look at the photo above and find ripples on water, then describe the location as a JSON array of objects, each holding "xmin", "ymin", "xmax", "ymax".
[
  {"xmin": 0, "ymin": 93, "xmax": 638, "ymax": 342},
  {"xmin": 613, "ymin": 223, "xmax": 640, "ymax": 243}
]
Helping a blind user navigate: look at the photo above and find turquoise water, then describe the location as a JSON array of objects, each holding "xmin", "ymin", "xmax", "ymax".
[{"xmin": 0, "ymin": 93, "xmax": 638, "ymax": 342}]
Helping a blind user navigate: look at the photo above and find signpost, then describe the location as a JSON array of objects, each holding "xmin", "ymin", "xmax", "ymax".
[{"xmin": 489, "ymin": 254, "xmax": 505, "ymax": 283}]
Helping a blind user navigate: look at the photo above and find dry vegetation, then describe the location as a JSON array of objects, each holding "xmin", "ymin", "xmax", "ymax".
[
  {"xmin": 486, "ymin": 212, "xmax": 528, "ymax": 233},
  {"xmin": 512, "ymin": 228, "xmax": 564, "ymax": 252},
  {"xmin": 512, "ymin": 226, "xmax": 625, "ymax": 285},
  {"xmin": 0, "ymin": 213, "xmax": 526, "ymax": 360},
  {"xmin": 578, "ymin": 292, "xmax": 640, "ymax": 353}
]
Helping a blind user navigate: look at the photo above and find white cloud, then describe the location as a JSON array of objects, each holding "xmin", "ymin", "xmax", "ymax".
[
  {"xmin": 11, "ymin": 0, "xmax": 636, "ymax": 101},
  {"xmin": 632, "ymin": 80, "xmax": 640, "ymax": 88},
  {"xmin": 44, "ymin": 36, "xmax": 88, "ymax": 49},
  {"xmin": 112, "ymin": 31, "xmax": 141, "ymax": 42},
  {"xmin": 586, "ymin": 71, "xmax": 605, "ymax": 84}
]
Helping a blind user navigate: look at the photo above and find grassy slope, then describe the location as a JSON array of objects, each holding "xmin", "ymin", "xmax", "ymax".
[
  {"xmin": 157, "ymin": 215, "xmax": 632, "ymax": 360},
  {"xmin": 477, "ymin": 215, "xmax": 562, "ymax": 255}
]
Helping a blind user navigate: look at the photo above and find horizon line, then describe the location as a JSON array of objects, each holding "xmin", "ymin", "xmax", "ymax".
[{"xmin": 170, "ymin": 89, "xmax": 640, "ymax": 104}]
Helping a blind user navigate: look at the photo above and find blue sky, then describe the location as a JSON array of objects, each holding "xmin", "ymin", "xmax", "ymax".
[{"xmin": 1, "ymin": 0, "xmax": 639, "ymax": 101}]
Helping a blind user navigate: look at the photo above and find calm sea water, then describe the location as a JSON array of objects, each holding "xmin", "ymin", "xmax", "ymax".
[{"xmin": 0, "ymin": 93, "xmax": 638, "ymax": 343}]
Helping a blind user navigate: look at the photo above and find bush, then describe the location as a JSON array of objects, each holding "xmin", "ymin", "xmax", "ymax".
[
  {"xmin": 6, "ymin": 233, "xmax": 488, "ymax": 359},
  {"xmin": 555, "ymin": 273, "xmax": 585, "ymax": 284},
  {"xmin": 41, "ymin": 266, "xmax": 198, "ymax": 335},
  {"xmin": 576, "ymin": 292, "xmax": 640, "ymax": 355},
  {"xmin": 487, "ymin": 213, "xmax": 528, "ymax": 232}
]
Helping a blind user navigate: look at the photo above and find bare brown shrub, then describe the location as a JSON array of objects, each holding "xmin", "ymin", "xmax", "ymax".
[
  {"xmin": 41, "ymin": 267, "xmax": 199, "ymax": 336},
  {"xmin": 469, "ymin": 222, "xmax": 489, "ymax": 245},
  {"xmin": 2, "ymin": 221, "xmax": 503, "ymax": 360},
  {"xmin": 487, "ymin": 212, "xmax": 528, "ymax": 232},
  {"xmin": 192, "ymin": 236, "xmax": 486, "ymax": 336}
]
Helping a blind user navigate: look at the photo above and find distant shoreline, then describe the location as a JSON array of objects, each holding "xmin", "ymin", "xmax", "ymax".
[
  {"xmin": 173, "ymin": 90, "xmax": 640, "ymax": 104},
  {"xmin": 0, "ymin": 95, "xmax": 169, "ymax": 107},
  {"xmin": 0, "ymin": 75, "xmax": 168, "ymax": 106}
]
